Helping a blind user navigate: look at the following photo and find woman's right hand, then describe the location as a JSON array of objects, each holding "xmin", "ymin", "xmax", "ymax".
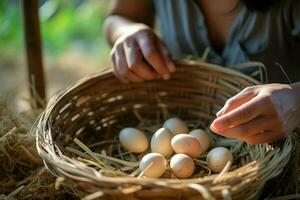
[{"xmin": 110, "ymin": 24, "xmax": 176, "ymax": 83}]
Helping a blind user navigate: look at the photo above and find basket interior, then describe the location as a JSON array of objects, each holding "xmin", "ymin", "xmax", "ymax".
[
  {"xmin": 49, "ymin": 62, "xmax": 256, "ymax": 148},
  {"xmin": 40, "ymin": 61, "xmax": 268, "ymax": 179}
]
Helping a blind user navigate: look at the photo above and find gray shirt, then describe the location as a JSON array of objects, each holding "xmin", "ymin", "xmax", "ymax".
[{"xmin": 154, "ymin": 0, "xmax": 300, "ymax": 83}]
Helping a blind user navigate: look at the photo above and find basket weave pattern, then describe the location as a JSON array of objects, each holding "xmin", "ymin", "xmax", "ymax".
[{"xmin": 35, "ymin": 61, "xmax": 292, "ymax": 200}]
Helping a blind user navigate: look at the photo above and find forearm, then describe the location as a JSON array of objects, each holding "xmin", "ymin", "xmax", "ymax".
[{"xmin": 103, "ymin": 0, "xmax": 154, "ymax": 45}]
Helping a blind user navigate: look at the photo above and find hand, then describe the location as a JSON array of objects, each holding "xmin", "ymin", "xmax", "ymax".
[
  {"xmin": 110, "ymin": 24, "xmax": 175, "ymax": 83},
  {"xmin": 210, "ymin": 83, "xmax": 300, "ymax": 144}
]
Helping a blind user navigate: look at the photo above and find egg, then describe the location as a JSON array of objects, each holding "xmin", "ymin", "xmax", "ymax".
[
  {"xmin": 151, "ymin": 128, "xmax": 174, "ymax": 157},
  {"xmin": 171, "ymin": 134, "xmax": 202, "ymax": 158},
  {"xmin": 139, "ymin": 153, "xmax": 167, "ymax": 178},
  {"xmin": 207, "ymin": 147, "xmax": 233, "ymax": 173},
  {"xmin": 163, "ymin": 118, "xmax": 189, "ymax": 135},
  {"xmin": 119, "ymin": 128, "xmax": 148, "ymax": 153},
  {"xmin": 170, "ymin": 154, "xmax": 195, "ymax": 178},
  {"xmin": 189, "ymin": 129, "xmax": 210, "ymax": 153}
]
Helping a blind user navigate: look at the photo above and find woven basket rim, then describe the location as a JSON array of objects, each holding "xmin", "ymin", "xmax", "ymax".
[
  {"xmin": 44, "ymin": 60, "xmax": 261, "ymax": 115},
  {"xmin": 34, "ymin": 60, "xmax": 292, "ymax": 199}
]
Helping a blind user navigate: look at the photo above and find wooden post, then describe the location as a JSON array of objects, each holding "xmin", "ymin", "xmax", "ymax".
[{"xmin": 21, "ymin": 0, "xmax": 46, "ymax": 108}]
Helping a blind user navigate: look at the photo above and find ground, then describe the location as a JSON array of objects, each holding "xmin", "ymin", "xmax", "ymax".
[{"xmin": 0, "ymin": 49, "xmax": 110, "ymax": 110}]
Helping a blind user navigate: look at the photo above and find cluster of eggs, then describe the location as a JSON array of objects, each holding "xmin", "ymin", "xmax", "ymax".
[{"xmin": 119, "ymin": 118, "xmax": 233, "ymax": 178}]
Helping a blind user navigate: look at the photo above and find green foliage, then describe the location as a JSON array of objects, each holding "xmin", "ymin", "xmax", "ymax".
[
  {"xmin": 0, "ymin": 0, "xmax": 110, "ymax": 57},
  {"xmin": 0, "ymin": 0, "xmax": 23, "ymax": 54}
]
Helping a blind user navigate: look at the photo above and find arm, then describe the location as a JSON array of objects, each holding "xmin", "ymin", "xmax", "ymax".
[
  {"xmin": 210, "ymin": 82, "xmax": 300, "ymax": 144},
  {"xmin": 104, "ymin": 0, "xmax": 155, "ymax": 45},
  {"xmin": 103, "ymin": 0, "xmax": 175, "ymax": 83}
]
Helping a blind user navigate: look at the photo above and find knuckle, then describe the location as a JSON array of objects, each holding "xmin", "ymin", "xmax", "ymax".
[
  {"xmin": 245, "ymin": 86, "xmax": 256, "ymax": 91},
  {"xmin": 225, "ymin": 99, "xmax": 233, "ymax": 106},
  {"xmin": 123, "ymin": 36, "xmax": 132, "ymax": 43},
  {"xmin": 139, "ymin": 29, "xmax": 153, "ymax": 38},
  {"xmin": 115, "ymin": 43, "xmax": 124, "ymax": 52},
  {"xmin": 143, "ymin": 46, "xmax": 156, "ymax": 59},
  {"xmin": 242, "ymin": 87, "xmax": 251, "ymax": 93},
  {"xmin": 243, "ymin": 86, "xmax": 257, "ymax": 95}
]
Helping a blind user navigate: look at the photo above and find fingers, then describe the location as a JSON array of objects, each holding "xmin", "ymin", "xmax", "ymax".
[
  {"xmin": 212, "ymin": 116, "xmax": 280, "ymax": 139},
  {"xmin": 136, "ymin": 31, "xmax": 171, "ymax": 79},
  {"xmin": 112, "ymin": 46, "xmax": 144, "ymax": 83},
  {"xmin": 111, "ymin": 53, "xmax": 128, "ymax": 83},
  {"xmin": 211, "ymin": 96, "xmax": 270, "ymax": 132},
  {"xmin": 216, "ymin": 87, "xmax": 257, "ymax": 117},
  {"xmin": 155, "ymin": 39, "xmax": 176, "ymax": 73},
  {"xmin": 111, "ymin": 28, "xmax": 175, "ymax": 82},
  {"xmin": 123, "ymin": 40, "xmax": 159, "ymax": 80},
  {"xmin": 211, "ymin": 83, "xmax": 296, "ymax": 144}
]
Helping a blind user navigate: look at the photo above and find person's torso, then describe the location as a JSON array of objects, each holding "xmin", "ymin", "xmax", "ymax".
[{"xmin": 154, "ymin": 0, "xmax": 300, "ymax": 83}]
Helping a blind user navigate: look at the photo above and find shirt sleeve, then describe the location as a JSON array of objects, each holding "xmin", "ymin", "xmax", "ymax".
[{"xmin": 292, "ymin": 0, "xmax": 300, "ymax": 37}]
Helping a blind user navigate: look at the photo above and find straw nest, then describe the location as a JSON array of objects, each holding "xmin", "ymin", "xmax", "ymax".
[{"xmin": 34, "ymin": 60, "xmax": 296, "ymax": 200}]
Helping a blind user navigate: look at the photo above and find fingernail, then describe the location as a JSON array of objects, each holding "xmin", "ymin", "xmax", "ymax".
[
  {"xmin": 210, "ymin": 123, "xmax": 217, "ymax": 132},
  {"xmin": 163, "ymin": 74, "xmax": 170, "ymax": 80},
  {"xmin": 210, "ymin": 119, "xmax": 226, "ymax": 132}
]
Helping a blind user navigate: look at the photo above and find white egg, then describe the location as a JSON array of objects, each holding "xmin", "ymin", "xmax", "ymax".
[
  {"xmin": 171, "ymin": 134, "xmax": 202, "ymax": 158},
  {"xmin": 119, "ymin": 128, "xmax": 148, "ymax": 153},
  {"xmin": 139, "ymin": 153, "xmax": 167, "ymax": 178},
  {"xmin": 207, "ymin": 147, "xmax": 233, "ymax": 173},
  {"xmin": 189, "ymin": 129, "xmax": 210, "ymax": 153},
  {"xmin": 151, "ymin": 128, "xmax": 174, "ymax": 157},
  {"xmin": 170, "ymin": 154, "xmax": 195, "ymax": 178},
  {"xmin": 163, "ymin": 118, "xmax": 189, "ymax": 135}
]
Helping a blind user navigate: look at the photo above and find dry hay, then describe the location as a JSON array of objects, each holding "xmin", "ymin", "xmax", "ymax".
[
  {"xmin": 0, "ymin": 98, "xmax": 79, "ymax": 200},
  {"xmin": 0, "ymin": 92, "xmax": 299, "ymax": 199}
]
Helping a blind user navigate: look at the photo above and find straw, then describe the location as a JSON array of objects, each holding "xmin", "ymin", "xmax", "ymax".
[{"xmin": 34, "ymin": 60, "xmax": 296, "ymax": 199}]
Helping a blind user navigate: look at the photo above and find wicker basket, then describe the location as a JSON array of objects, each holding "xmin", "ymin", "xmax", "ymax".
[{"xmin": 35, "ymin": 60, "xmax": 292, "ymax": 200}]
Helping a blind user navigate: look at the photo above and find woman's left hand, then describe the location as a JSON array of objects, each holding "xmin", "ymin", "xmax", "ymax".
[{"xmin": 210, "ymin": 83, "xmax": 300, "ymax": 144}]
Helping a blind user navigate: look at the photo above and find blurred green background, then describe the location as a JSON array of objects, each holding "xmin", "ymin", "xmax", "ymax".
[{"xmin": 0, "ymin": 0, "xmax": 112, "ymax": 109}]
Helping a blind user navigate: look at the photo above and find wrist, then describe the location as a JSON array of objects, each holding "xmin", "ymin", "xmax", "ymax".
[{"xmin": 105, "ymin": 15, "xmax": 150, "ymax": 45}]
